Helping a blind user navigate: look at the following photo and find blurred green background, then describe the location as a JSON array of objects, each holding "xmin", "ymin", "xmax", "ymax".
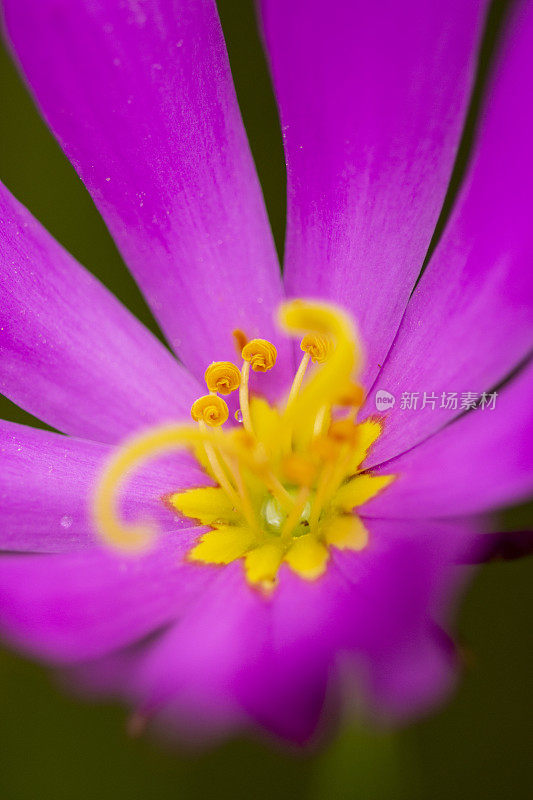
[{"xmin": 1, "ymin": 2, "xmax": 532, "ymax": 798}]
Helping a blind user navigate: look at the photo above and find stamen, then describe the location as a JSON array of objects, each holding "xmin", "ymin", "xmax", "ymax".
[
  {"xmin": 239, "ymin": 339, "xmax": 277, "ymax": 436},
  {"xmin": 204, "ymin": 362, "xmax": 241, "ymax": 395},
  {"xmin": 301, "ymin": 333, "xmax": 331, "ymax": 364},
  {"xmin": 241, "ymin": 339, "xmax": 277, "ymax": 372},
  {"xmin": 239, "ymin": 360, "xmax": 253, "ymax": 435},
  {"xmin": 262, "ymin": 469, "xmax": 295, "ymax": 513},
  {"xmin": 197, "ymin": 420, "xmax": 242, "ymax": 512},
  {"xmin": 281, "ymin": 486, "xmax": 310, "ymax": 540},
  {"xmin": 191, "ymin": 398, "xmax": 258, "ymax": 530},
  {"xmin": 286, "ymin": 335, "xmax": 331, "ymax": 415},
  {"xmin": 232, "ymin": 328, "xmax": 248, "ymax": 358},
  {"xmin": 336, "ymin": 381, "xmax": 365, "ymax": 409},
  {"xmin": 308, "ymin": 461, "xmax": 335, "ymax": 532},
  {"xmin": 313, "ymin": 405, "xmax": 329, "ymax": 438},
  {"xmin": 191, "ymin": 394, "xmax": 229, "ymax": 427},
  {"xmin": 278, "ymin": 301, "xmax": 362, "ymax": 431},
  {"xmin": 222, "ymin": 452, "xmax": 260, "ymax": 533},
  {"xmin": 286, "ymin": 351, "xmax": 311, "ymax": 410},
  {"xmin": 250, "ymin": 440, "xmax": 295, "ymax": 512},
  {"xmin": 282, "ymin": 350, "xmax": 311, "ymax": 454},
  {"xmin": 94, "ymin": 425, "xmax": 273, "ymax": 552},
  {"xmin": 328, "ymin": 418, "xmax": 359, "ymax": 446},
  {"xmin": 282, "ymin": 453, "xmax": 317, "ymax": 487},
  {"xmin": 320, "ymin": 441, "xmax": 358, "ymax": 511},
  {"xmin": 283, "ymin": 334, "xmax": 333, "ymax": 453}
]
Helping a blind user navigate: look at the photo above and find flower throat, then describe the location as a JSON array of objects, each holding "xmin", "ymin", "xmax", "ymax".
[{"xmin": 94, "ymin": 301, "xmax": 393, "ymax": 589}]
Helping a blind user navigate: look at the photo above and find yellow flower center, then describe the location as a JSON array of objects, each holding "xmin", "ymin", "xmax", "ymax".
[{"xmin": 93, "ymin": 301, "xmax": 393, "ymax": 590}]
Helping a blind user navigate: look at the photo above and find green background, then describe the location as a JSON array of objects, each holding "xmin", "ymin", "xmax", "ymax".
[{"xmin": 1, "ymin": 2, "xmax": 532, "ymax": 798}]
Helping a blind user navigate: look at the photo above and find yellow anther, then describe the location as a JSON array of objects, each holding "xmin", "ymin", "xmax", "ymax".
[
  {"xmin": 328, "ymin": 419, "xmax": 360, "ymax": 446},
  {"xmin": 282, "ymin": 453, "xmax": 318, "ymax": 487},
  {"xmin": 232, "ymin": 328, "xmax": 248, "ymax": 358},
  {"xmin": 231, "ymin": 427, "xmax": 256, "ymax": 449},
  {"xmin": 241, "ymin": 339, "xmax": 277, "ymax": 372},
  {"xmin": 310, "ymin": 435, "xmax": 340, "ymax": 462},
  {"xmin": 300, "ymin": 334, "xmax": 331, "ymax": 364},
  {"xmin": 191, "ymin": 395, "xmax": 229, "ymax": 427},
  {"xmin": 336, "ymin": 382, "xmax": 365, "ymax": 408},
  {"xmin": 284, "ymin": 335, "xmax": 331, "ymax": 452},
  {"xmin": 278, "ymin": 301, "xmax": 362, "ymax": 433},
  {"xmin": 204, "ymin": 361, "xmax": 241, "ymax": 395}
]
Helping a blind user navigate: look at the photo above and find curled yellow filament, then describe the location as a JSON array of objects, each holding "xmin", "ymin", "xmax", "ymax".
[
  {"xmin": 278, "ymin": 301, "xmax": 362, "ymax": 429},
  {"xmin": 241, "ymin": 339, "xmax": 277, "ymax": 372},
  {"xmin": 191, "ymin": 394, "xmax": 228, "ymax": 426},
  {"xmin": 204, "ymin": 361, "xmax": 241, "ymax": 395},
  {"xmin": 300, "ymin": 333, "xmax": 331, "ymax": 364},
  {"xmin": 93, "ymin": 425, "xmax": 272, "ymax": 552}
]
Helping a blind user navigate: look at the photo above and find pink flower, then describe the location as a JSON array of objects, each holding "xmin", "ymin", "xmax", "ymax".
[{"xmin": 0, "ymin": 0, "xmax": 531, "ymax": 745}]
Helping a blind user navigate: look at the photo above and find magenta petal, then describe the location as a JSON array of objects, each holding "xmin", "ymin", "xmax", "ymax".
[
  {"xmin": 367, "ymin": 2, "xmax": 533, "ymax": 463},
  {"xmin": 0, "ymin": 529, "xmax": 213, "ymax": 662},
  {"xmin": 126, "ymin": 563, "xmax": 335, "ymax": 743},
  {"xmin": 367, "ymin": 623, "xmax": 457, "ymax": 720},
  {"xmin": 83, "ymin": 519, "xmax": 475, "ymax": 742},
  {"xmin": 0, "ymin": 183, "xmax": 200, "ymax": 442},
  {"xmin": 0, "ymin": 420, "xmax": 207, "ymax": 554},
  {"xmin": 463, "ymin": 531, "xmax": 533, "ymax": 564},
  {"xmin": 231, "ymin": 566, "xmax": 336, "ymax": 743},
  {"xmin": 365, "ymin": 362, "xmax": 533, "ymax": 519},
  {"xmin": 341, "ymin": 518, "xmax": 473, "ymax": 717},
  {"xmin": 123, "ymin": 565, "xmax": 268, "ymax": 731},
  {"xmin": 259, "ymin": 0, "xmax": 488, "ymax": 384},
  {"xmin": 2, "ymin": 0, "xmax": 291, "ymax": 392},
  {"xmin": 70, "ymin": 645, "xmax": 247, "ymax": 747}
]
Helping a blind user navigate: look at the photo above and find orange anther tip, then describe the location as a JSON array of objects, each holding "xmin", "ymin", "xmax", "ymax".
[
  {"xmin": 310, "ymin": 436, "xmax": 339, "ymax": 461},
  {"xmin": 336, "ymin": 382, "xmax": 365, "ymax": 408},
  {"xmin": 232, "ymin": 329, "xmax": 248, "ymax": 358},
  {"xmin": 328, "ymin": 419, "xmax": 360, "ymax": 445},
  {"xmin": 282, "ymin": 454, "xmax": 317, "ymax": 487}
]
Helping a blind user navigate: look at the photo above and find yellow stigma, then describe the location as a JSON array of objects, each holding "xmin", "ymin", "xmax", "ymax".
[
  {"xmin": 204, "ymin": 361, "xmax": 241, "ymax": 395},
  {"xmin": 94, "ymin": 301, "xmax": 394, "ymax": 589},
  {"xmin": 191, "ymin": 394, "xmax": 228, "ymax": 426}
]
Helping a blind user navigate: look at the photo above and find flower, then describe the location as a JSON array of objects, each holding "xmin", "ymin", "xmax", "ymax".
[{"xmin": 0, "ymin": 0, "xmax": 532, "ymax": 746}]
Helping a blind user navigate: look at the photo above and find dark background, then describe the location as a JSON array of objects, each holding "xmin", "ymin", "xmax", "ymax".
[{"xmin": 1, "ymin": 2, "xmax": 532, "ymax": 797}]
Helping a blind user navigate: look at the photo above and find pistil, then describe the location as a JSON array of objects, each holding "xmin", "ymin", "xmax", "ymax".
[{"xmin": 281, "ymin": 486, "xmax": 311, "ymax": 540}]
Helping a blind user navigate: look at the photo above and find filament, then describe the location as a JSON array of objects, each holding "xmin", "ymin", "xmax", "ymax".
[{"xmin": 239, "ymin": 360, "xmax": 253, "ymax": 434}]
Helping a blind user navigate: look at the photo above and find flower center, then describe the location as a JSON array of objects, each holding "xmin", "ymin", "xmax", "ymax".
[{"xmin": 93, "ymin": 301, "xmax": 393, "ymax": 590}]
